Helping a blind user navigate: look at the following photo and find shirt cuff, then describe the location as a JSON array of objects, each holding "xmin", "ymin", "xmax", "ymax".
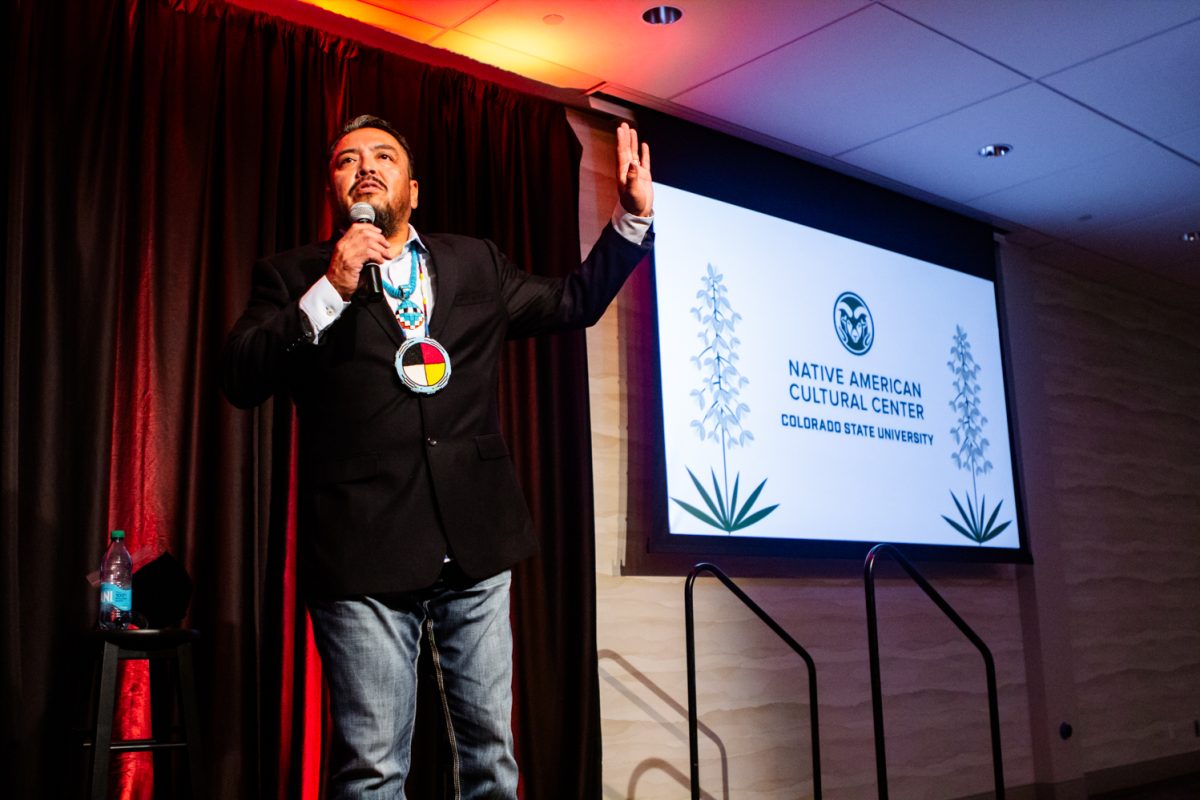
[
  {"xmin": 611, "ymin": 206, "xmax": 653, "ymax": 244},
  {"xmin": 299, "ymin": 276, "xmax": 349, "ymax": 343}
]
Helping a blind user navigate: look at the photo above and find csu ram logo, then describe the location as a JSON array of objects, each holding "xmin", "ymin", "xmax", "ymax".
[{"xmin": 834, "ymin": 291, "xmax": 874, "ymax": 356}]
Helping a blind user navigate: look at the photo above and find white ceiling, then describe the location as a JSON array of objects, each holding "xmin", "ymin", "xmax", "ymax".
[{"xmin": 250, "ymin": 0, "xmax": 1200, "ymax": 287}]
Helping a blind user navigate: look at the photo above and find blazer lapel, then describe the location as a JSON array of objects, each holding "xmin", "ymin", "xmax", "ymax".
[
  {"xmin": 365, "ymin": 290, "xmax": 405, "ymax": 349},
  {"xmin": 424, "ymin": 238, "xmax": 457, "ymax": 341}
]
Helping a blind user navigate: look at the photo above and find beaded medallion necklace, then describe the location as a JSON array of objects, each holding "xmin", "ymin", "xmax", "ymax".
[
  {"xmin": 382, "ymin": 248, "xmax": 426, "ymax": 333},
  {"xmin": 384, "ymin": 245, "xmax": 451, "ymax": 395}
]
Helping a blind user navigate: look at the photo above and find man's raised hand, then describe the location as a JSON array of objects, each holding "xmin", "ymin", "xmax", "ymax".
[{"xmin": 616, "ymin": 122, "xmax": 652, "ymax": 218}]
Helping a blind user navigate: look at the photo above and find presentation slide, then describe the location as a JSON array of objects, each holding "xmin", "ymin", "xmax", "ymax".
[{"xmin": 653, "ymin": 183, "xmax": 1021, "ymax": 552}]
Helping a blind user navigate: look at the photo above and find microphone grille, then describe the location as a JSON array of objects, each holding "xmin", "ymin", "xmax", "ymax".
[{"xmin": 349, "ymin": 202, "xmax": 375, "ymax": 224}]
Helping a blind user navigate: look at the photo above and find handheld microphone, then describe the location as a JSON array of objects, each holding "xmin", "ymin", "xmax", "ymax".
[{"xmin": 349, "ymin": 202, "xmax": 383, "ymax": 300}]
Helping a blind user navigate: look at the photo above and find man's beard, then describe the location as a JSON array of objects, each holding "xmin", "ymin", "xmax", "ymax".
[{"xmin": 372, "ymin": 202, "xmax": 402, "ymax": 239}]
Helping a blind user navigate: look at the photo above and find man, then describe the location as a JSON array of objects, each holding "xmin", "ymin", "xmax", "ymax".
[{"xmin": 222, "ymin": 114, "xmax": 653, "ymax": 798}]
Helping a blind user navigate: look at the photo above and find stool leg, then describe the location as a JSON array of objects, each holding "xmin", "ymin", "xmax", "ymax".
[
  {"xmin": 149, "ymin": 657, "xmax": 172, "ymax": 795},
  {"xmin": 90, "ymin": 641, "xmax": 119, "ymax": 800},
  {"xmin": 177, "ymin": 642, "xmax": 205, "ymax": 800}
]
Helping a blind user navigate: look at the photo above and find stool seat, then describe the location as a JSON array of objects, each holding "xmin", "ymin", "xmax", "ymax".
[
  {"xmin": 91, "ymin": 627, "xmax": 199, "ymax": 649},
  {"xmin": 86, "ymin": 628, "xmax": 204, "ymax": 799}
]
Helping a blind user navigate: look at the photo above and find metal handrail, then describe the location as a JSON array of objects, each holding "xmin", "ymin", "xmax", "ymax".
[
  {"xmin": 863, "ymin": 544, "xmax": 1005, "ymax": 800},
  {"xmin": 685, "ymin": 562, "xmax": 822, "ymax": 799}
]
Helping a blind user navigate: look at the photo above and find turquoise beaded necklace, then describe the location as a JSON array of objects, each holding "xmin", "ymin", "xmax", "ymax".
[{"xmin": 382, "ymin": 248, "xmax": 426, "ymax": 333}]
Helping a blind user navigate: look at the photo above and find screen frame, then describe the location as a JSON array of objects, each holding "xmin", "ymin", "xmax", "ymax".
[{"xmin": 625, "ymin": 106, "xmax": 1032, "ymax": 568}]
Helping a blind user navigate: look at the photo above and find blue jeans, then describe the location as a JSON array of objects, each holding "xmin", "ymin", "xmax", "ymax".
[{"xmin": 308, "ymin": 568, "xmax": 518, "ymax": 800}]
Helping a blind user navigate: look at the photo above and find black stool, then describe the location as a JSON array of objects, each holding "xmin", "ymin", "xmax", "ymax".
[{"xmin": 86, "ymin": 628, "xmax": 204, "ymax": 800}]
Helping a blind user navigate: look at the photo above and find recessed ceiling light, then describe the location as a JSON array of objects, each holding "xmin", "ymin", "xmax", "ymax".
[
  {"xmin": 543, "ymin": 13, "xmax": 564, "ymax": 25},
  {"xmin": 978, "ymin": 143, "xmax": 1012, "ymax": 158},
  {"xmin": 643, "ymin": 6, "xmax": 683, "ymax": 25},
  {"xmin": 1183, "ymin": 231, "xmax": 1199, "ymax": 242}
]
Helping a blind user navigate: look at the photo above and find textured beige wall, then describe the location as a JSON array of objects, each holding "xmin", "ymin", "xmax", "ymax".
[
  {"xmin": 1028, "ymin": 258, "xmax": 1200, "ymax": 775},
  {"xmin": 570, "ymin": 109, "xmax": 1200, "ymax": 798}
]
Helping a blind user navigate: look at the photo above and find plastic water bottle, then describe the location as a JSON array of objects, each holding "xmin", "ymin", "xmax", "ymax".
[{"xmin": 99, "ymin": 530, "xmax": 133, "ymax": 630}]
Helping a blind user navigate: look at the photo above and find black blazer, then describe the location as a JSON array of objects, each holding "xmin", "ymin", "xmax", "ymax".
[{"xmin": 222, "ymin": 223, "xmax": 652, "ymax": 597}]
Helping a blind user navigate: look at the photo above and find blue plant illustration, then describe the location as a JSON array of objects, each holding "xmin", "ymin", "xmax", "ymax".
[
  {"xmin": 942, "ymin": 325, "xmax": 1011, "ymax": 544},
  {"xmin": 672, "ymin": 264, "xmax": 778, "ymax": 533}
]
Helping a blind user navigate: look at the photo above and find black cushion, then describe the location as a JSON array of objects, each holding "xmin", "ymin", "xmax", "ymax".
[{"xmin": 132, "ymin": 552, "xmax": 192, "ymax": 628}]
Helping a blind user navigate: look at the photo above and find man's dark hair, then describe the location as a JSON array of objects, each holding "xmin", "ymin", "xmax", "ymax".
[{"xmin": 330, "ymin": 114, "xmax": 416, "ymax": 178}]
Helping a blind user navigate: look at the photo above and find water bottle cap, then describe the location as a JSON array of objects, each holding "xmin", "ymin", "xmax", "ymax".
[{"xmin": 111, "ymin": 530, "xmax": 125, "ymax": 540}]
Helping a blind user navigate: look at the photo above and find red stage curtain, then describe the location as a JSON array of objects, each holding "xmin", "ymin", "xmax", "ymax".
[{"xmin": 2, "ymin": 0, "xmax": 603, "ymax": 796}]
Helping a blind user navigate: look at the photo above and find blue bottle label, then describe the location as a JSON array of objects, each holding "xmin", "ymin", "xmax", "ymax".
[{"xmin": 101, "ymin": 583, "xmax": 132, "ymax": 612}]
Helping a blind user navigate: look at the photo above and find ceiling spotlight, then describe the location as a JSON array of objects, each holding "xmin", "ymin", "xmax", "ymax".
[
  {"xmin": 1183, "ymin": 231, "xmax": 1199, "ymax": 242},
  {"xmin": 542, "ymin": 13, "xmax": 564, "ymax": 25},
  {"xmin": 643, "ymin": 6, "xmax": 683, "ymax": 25},
  {"xmin": 978, "ymin": 143, "xmax": 1012, "ymax": 158}
]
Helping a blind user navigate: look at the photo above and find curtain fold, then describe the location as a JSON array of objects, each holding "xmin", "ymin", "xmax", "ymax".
[{"xmin": 2, "ymin": 0, "xmax": 600, "ymax": 796}]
